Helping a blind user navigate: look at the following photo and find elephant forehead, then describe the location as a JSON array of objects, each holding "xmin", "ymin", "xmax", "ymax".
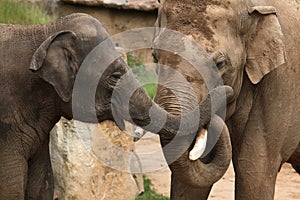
[
  {"xmin": 162, "ymin": 0, "xmax": 222, "ymax": 39},
  {"xmin": 161, "ymin": 0, "xmax": 235, "ymax": 52},
  {"xmin": 156, "ymin": 32, "xmax": 213, "ymax": 77}
]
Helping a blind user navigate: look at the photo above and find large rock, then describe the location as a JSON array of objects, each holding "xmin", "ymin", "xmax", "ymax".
[
  {"xmin": 50, "ymin": 118, "xmax": 144, "ymax": 200},
  {"xmin": 60, "ymin": 0, "xmax": 159, "ymax": 11}
]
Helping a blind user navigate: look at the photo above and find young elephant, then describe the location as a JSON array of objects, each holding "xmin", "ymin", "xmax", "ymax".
[{"xmin": 0, "ymin": 13, "xmax": 232, "ymax": 199}]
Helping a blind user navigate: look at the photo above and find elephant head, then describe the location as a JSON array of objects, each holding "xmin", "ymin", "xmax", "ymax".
[
  {"xmin": 152, "ymin": 0, "xmax": 286, "ymax": 195},
  {"xmin": 27, "ymin": 13, "xmax": 233, "ymax": 137}
]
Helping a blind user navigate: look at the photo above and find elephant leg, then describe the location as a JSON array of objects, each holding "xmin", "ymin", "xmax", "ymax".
[
  {"xmin": 0, "ymin": 141, "xmax": 28, "ymax": 199},
  {"xmin": 233, "ymin": 123, "xmax": 282, "ymax": 200},
  {"xmin": 170, "ymin": 174, "xmax": 212, "ymax": 200},
  {"xmin": 25, "ymin": 138, "xmax": 54, "ymax": 200}
]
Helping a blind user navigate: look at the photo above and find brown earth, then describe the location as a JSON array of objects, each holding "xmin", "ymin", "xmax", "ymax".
[{"xmin": 135, "ymin": 133, "xmax": 300, "ymax": 199}]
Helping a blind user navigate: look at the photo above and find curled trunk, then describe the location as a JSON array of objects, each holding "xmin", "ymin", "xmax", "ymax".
[{"xmin": 162, "ymin": 114, "xmax": 232, "ymax": 188}]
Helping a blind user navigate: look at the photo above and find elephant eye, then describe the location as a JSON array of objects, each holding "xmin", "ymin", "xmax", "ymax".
[
  {"xmin": 212, "ymin": 51, "xmax": 227, "ymax": 69},
  {"xmin": 111, "ymin": 71, "xmax": 122, "ymax": 79},
  {"xmin": 216, "ymin": 60, "xmax": 226, "ymax": 69}
]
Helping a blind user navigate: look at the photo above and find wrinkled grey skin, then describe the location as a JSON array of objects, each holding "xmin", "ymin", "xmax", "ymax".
[
  {"xmin": 0, "ymin": 13, "xmax": 233, "ymax": 199},
  {"xmin": 153, "ymin": 0, "xmax": 300, "ymax": 199}
]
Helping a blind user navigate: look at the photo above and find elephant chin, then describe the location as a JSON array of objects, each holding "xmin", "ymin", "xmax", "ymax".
[{"xmin": 165, "ymin": 114, "xmax": 232, "ymax": 188}]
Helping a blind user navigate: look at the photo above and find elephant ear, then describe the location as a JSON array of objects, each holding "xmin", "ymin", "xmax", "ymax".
[
  {"xmin": 29, "ymin": 31, "xmax": 78, "ymax": 102},
  {"xmin": 245, "ymin": 6, "xmax": 286, "ymax": 84}
]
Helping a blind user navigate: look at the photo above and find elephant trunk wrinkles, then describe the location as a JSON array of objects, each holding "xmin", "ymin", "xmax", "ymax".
[
  {"xmin": 123, "ymin": 83, "xmax": 233, "ymax": 137},
  {"xmin": 155, "ymin": 80, "xmax": 199, "ymax": 114}
]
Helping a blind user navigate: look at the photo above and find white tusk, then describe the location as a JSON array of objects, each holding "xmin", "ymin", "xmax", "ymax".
[{"xmin": 189, "ymin": 129, "xmax": 208, "ymax": 161}]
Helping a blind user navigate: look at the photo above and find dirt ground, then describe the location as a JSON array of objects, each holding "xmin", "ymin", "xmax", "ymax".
[{"xmin": 135, "ymin": 133, "xmax": 300, "ymax": 199}]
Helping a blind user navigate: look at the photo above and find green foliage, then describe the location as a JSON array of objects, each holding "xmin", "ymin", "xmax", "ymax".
[
  {"xmin": 142, "ymin": 83, "xmax": 158, "ymax": 100},
  {"xmin": 136, "ymin": 176, "xmax": 169, "ymax": 200},
  {"xmin": 127, "ymin": 54, "xmax": 158, "ymax": 99},
  {"xmin": 127, "ymin": 54, "xmax": 145, "ymax": 75},
  {"xmin": 0, "ymin": 0, "xmax": 54, "ymax": 24}
]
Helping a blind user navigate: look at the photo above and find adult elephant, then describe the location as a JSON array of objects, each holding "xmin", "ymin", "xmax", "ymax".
[
  {"xmin": 152, "ymin": 0, "xmax": 300, "ymax": 199},
  {"xmin": 0, "ymin": 13, "xmax": 232, "ymax": 199}
]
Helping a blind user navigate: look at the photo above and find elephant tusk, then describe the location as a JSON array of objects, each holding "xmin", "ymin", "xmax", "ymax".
[{"xmin": 189, "ymin": 129, "xmax": 208, "ymax": 161}]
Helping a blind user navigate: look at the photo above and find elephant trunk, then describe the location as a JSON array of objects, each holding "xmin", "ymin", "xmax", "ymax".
[
  {"xmin": 113, "ymin": 70, "xmax": 232, "ymax": 187},
  {"xmin": 162, "ymin": 114, "xmax": 232, "ymax": 188},
  {"xmin": 120, "ymin": 84, "xmax": 233, "ymax": 137}
]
